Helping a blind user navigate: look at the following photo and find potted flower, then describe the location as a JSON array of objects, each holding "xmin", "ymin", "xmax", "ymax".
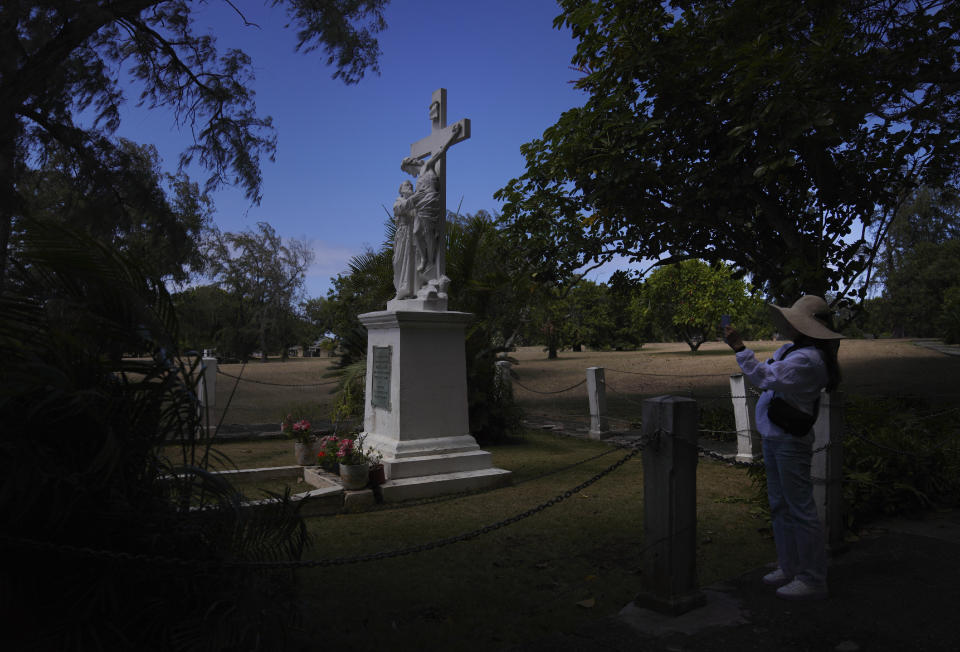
[
  {"xmin": 335, "ymin": 434, "xmax": 375, "ymax": 490},
  {"xmin": 366, "ymin": 446, "xmax": 386, "ymax": 487},
  {"xmin": 315, "ymin": 434, "xmax": 342, "ymax": 473},
  {"xmin": 282, "ymin": 414, "xmax": 319, "ymax": 465}
]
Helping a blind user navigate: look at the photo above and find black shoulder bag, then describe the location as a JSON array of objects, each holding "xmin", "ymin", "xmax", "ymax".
[{"xmin": 766, "ymin": 344, "xmax": 821, "ymax": 437}]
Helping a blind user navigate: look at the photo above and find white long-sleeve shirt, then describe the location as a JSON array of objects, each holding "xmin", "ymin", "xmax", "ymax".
[{"xmin": 735, "ymin": 343, "xmax": 828, "ymax": 439}]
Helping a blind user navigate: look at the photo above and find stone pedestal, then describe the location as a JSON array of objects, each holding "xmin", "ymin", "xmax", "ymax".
[{"xmin": 358, "ymin": 308, "xmax": 511, "ymax": 502}]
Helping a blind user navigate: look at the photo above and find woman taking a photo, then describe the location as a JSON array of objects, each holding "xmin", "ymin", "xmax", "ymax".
[{"xmin": 724, "ymin": 295, "xmax": 842, "ymax": 601}]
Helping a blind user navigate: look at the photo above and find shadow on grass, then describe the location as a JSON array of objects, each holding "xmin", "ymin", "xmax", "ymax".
[{"xmin": 289, "ymin": 429, "xmax": 770, "ymax": 651}]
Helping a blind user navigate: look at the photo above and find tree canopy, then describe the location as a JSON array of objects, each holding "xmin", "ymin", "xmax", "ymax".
[
  {"xmin": 320, "ymin": 211, "xmax": 525, "ymax": 441},
  {"xmin": 631, "ymin": 259, "xmax": 762, "ymax": 351},
  {"xmin": 1, "ymin": 0, "xmax": 388, "ymax": 290},
  {"xmin": 202, "ymin": 221, "xmax": 314, "ymax": 360},
  {"xmin": 496, "ymin": 0, "xmax": 960, "ymax": 304},
  {"xmin": 17, "ymin": 138, "xmax": 212, "ymax": 283}
]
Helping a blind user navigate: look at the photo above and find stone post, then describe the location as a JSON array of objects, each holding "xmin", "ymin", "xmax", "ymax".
[
  {"xmin": 812, "ymin": 390, "xmax": 844, "ymax": 550},
  {"xmin": 495, "ymin": 360, "xmax": 512, "ymax": 397},
  {"xmin": 586, "ymin": 366, "xmax": 609, "ymax": 439},
  {"xmin": 198, "ymin": 356, "xmax": 217, "ymax": 408},
  {"xmin": 636, "ymin": 395, "xmax": 705, "ymax": 615},
  {"xmin": 729, "ymin": 374, "xmax": 760, "ymax": 462}
]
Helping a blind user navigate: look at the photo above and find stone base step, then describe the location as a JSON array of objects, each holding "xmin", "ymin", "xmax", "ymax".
[
  {"xmin": 385, "ymin": 450, "xmax": 494, "ymax": 480},
  {"xmin": 379, "ymin": 467, "xmax": 512, "ymax": 503}
]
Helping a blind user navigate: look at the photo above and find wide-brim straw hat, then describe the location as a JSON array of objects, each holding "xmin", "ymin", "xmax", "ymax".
[{"xmin": 767, "ymin": 295, "xmax": 843, "ymax": 340}]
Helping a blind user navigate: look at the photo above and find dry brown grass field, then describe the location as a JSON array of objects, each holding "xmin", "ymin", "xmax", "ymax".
[
  {"xmin": 187, "ymin": 340, "xmax": 959, "ymax": 650},
  {"xmin": 209, "ymin": 339, "xmax": 960, "ymax": 428}
]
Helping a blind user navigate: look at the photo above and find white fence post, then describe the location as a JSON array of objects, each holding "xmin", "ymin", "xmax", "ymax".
[
  {"xmin": 495, "ymin": 360, "xmax": 512, "ymax": 397},
  {"xmin": 729, "ymin": 374, "xmax": 760, "ymax": 462},
  {"xmin": 586, "ymin": 366, "xmax": 609, "ymax": 439},
  {"xmin": 636, "ymin": 395, "xmax": 705, "ymax": 615},
  {"xmin": 812, "ymin": 390, "xmax": 844, "ymax": 551}
]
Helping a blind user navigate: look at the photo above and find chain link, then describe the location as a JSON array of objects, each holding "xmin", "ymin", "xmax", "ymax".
[
  {"xmin": 696, "ymin": 437, "xmax": 831, "ymax": 469},
  {"xmin": 328, "ymin": 442, "xmax": 626, "ymax": 516},
  {"xmin": 511, "ymin": 377, "xmax": 587, "ymax": 395},
  {"xmin": 604, "ymin": 366, "xmax": 729, "ymax": 378},
  {"xmin": 215, "ymin": 369, "xmax": 339, "ymax": 388},
  {"xmin": 697, "ymin": 446, "xmax": 762, "ymax": 468},
  {"xmin": 0, "ymin": 440, "xmax": 651, "ymax": 571}
]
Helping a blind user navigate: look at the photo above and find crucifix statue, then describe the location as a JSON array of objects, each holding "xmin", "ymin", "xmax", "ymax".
[{"xmin": 393, "ymin": 88, "xmax": 471, "ymax": 306}]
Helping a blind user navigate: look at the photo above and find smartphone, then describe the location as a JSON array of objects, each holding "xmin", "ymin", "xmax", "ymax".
[{"xmin": 720, "ymin": 315, "xmax": 731, "ymax": 329}]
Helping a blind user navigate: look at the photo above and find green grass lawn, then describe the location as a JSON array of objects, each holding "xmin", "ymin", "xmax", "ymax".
[
  {"xmin": 172, "ymin": 340, "xmax": 959, "ymax": 648},
  {"xmin": 201, "ymin": 431, "xmax": 771, "ymax": 650}
]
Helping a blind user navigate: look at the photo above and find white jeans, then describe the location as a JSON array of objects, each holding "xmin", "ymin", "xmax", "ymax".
[{"xmin": 763, "ymin": 436, "xmax": 828, "ymax": 587}]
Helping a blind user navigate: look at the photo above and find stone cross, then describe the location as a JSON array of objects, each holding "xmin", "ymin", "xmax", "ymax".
[{"xmin": 408, "ymin": 88, "xmax": 471, "ymax": 286}]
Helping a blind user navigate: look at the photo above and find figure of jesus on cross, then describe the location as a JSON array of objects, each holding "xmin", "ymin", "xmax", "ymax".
[{"xmin": 394, "ymin": 88, "xmax": 471, "ymax": 306}]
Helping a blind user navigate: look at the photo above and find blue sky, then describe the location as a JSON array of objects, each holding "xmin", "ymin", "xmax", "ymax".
[{"xmin": 114, "ymin": 0, "xmax": 615, "ymax": 299}]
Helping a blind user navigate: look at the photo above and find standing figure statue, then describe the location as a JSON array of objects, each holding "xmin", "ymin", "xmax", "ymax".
[
  {"xmin": 392, "ymin": 180, "xmax": 416, "ymax": 299},
  {"xmin": 400, "ymin": 122, "xmax": 462, "ymax": 299}
]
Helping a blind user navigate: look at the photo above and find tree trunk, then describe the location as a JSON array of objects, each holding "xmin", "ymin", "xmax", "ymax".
[{"xmin": 547, "ymin": 341, "xmax": 558, "ymax": 359}]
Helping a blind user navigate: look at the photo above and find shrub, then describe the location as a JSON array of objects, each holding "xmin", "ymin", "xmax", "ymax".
[
  {"xmin": 842, "ymin": 395, "xmax": 960, "ymax": 528},
  {"xmin": 741, "ymin": 394, "xmax": 960, "ymax": 531},
  {"xmin": 1, "ymin": 222, "xmax": 309, "ymax": 650},
  {"xmin": 939, "ymin": 286, "xmax": 960, "ymax": 344}
]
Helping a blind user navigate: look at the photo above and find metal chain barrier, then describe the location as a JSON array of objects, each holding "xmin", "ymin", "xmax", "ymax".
[
  {"xmin": 697, "ymin": 438, "xmax": 831, "ymax": 469},
  {"xmin": 216, "ymin": 368, "xmax": 340, "ymax": 388},
  {"xmin": 605, "ymin": 382, "xmax": 650, "ymax": 408},
  {"xmin": 605, "ymin": 366, "xmax": 728, "ymax": 379},
  {"xmin": 326, "ymin": 439, "xmax": 627, "ymax": 515},
  {"xmin": 512, "ymin": 377, "xmax": 587, "ymax": 395},
  {"xmin": 605, "ymin": 379, "xmax": 758, "ymax": 403},
  {"xmin": 847, "ymin": 429, "xmax": 959, "ymax": 459},
  {"xmin": 698, "ymin": 428, "xmax": 740, "ymax": 437},
  {"xmin": 0, "ymin": 438, "xmax": 650, "ymax": 570},
  {"xmin": 697, "ymin": 446, "xmax": 761, "ymax": 468},
  {"xmin": 899, "ymin": 405, "xmax": 960, "ymax": 423},
  {"xmin": 523, "ymin": 410, "xmax": 592, "ymax": 427}
]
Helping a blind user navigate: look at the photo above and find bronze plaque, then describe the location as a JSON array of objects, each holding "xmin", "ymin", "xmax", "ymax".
[{"xmin": 371, "ymin": 345, "xmax": 392, "ymax": 410}]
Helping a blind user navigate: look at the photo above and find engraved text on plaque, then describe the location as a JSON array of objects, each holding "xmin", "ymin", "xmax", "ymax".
[{"xmin": 371, "ymin": 345, "xmax": 392, "ymax": 410}]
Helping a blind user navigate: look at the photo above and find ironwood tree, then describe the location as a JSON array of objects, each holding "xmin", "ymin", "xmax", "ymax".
[
  {"xmin": 0, "ymin": 0, "xmax": 388, "ymax": 291},
  {"xmin": 203, "ymin": 221, "xmax": 314, "ymax": 360}
]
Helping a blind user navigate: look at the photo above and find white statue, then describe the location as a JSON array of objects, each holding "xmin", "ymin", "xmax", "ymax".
[
  {"xmin": 389, "ymin": 89, "xmax": 470, "ymax": 309},
  {"xmin": 392, "ymin": 180, "xmax": 417, "ymax": 299},
  {"xmin": 400, "ymin": 122, "xmax": 462, "ymax": 299}
]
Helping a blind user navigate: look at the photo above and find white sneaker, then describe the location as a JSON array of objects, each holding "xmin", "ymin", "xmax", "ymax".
[
  {"xmin": 775, "ymin": 578, "xmax": 828, "ymax": 601},
  {"xmin": 762, "ymin": 567, "xmax": 791, "ymax": 586}
]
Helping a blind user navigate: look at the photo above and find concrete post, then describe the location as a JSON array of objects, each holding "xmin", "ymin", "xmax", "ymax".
[
  {"xmin": 495, "ymin": 360, "xmax": 512, "ymax": 397},
  {"xmin": 586, "ymin": 366, "xmax": 610, "ymax": 439},
  {"xmin": 812, "ymin": 390, "xmax": 844, "ymax": 550},
  {"xmin": 729, "ymin": 374, "xmax": 760, "ymax": 462},
  {"xmin": 636, "ymin": 395, "xmax": 705, "ymax": 615}
]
